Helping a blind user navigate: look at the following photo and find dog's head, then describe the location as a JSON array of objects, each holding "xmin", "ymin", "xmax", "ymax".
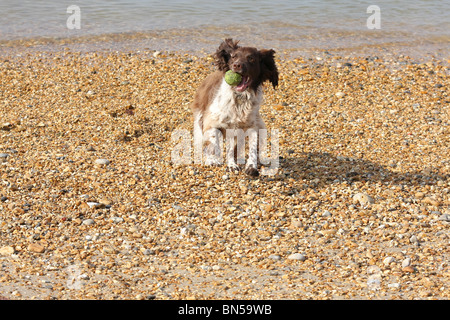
[{"xmin": 214, "ymin": 38, "xmax": 279, "ymax": 92}]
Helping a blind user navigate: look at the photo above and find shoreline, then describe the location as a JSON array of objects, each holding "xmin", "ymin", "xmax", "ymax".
[{"xmin": 1, "ymin": 27, "xmax": 449, "ymax": 63}]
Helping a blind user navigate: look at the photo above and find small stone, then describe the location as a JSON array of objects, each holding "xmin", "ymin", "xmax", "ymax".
[
  {"xmin": 402, "ymin": 266, "xmax": 415, "ymax": 273},
  {"xmin": 0, "ymin": 153, "xmax": 8, "ymax": 161},
  {"xmin": 438, "ymin": 214, "xmax": 450, "ymax": 222},
  {"xmin": 142, "ymin": 248, "xmax": 155, "ymax": 255},
  {"xmin": 388, "ymin": 283, "xmax": 401, "ymax": 289},
  {"xmin": 415, "ymin": 192, "xmax": 425, "ymax": 199},
  {"xmin": 222, "ymin": 174, "xmax": 229, "ymax": 180},
  {"xmin": 402, "ymin": 258, "xmax": 411, "ymax": 268},
  {"xmin": 335, "ymin": 91, "xmax": 345, "ymax": 98},
  {"xmin": 82, "ymin": 219, "xmax": 95, "ymax": 226},
  {"xmin": 367, "ymin": 265, "xmax": 381, "ymax": 275},
  {"xmin": 99, "ymin": 198, "xmax": 113, "ymax": 207},
  {"xmin": 102, "ymin": 246, "xmax": 117, "ymax": 254},
  {"xmin": 383, "ymin": 257, "xmax": 395, "ymax": 265},
  {"xmin": 128, "ymin": 226, "xmax": 138, "ymax": 233},
  {"xmin": 79, "ymin": 274, "xmax": 89, "ymax": 280},
  {"xmin": 28, "ymin": 243, "xmax": 45, "ymax": 253},
  {"xmin": 95, "ymin": 159, "xmax": 110, "ymax": 166},
  {"xmin": 353, "ymin": 193, "xmax": 375, "ymax": 206},
  {"xmin": 110, "ymin": 217, "xmax": 124, "ymax": 223},
  {"xmin": 268, "ymin": 254, "xmax": 281, "ymax": 261},
  {"xmin": 287, "ymin": 253, "xmax": 306, "ymax": 261},
  {"xmin": 86, "ymin": 202, "xmax": 104, "ymax": 209},
  {"xmin": 290, "ymin": 220, "xmax": 303, "ymax": 228},
  {"xmin": 322, "ymin": 210, "xmax": 332, "ymax": 217},
  {"xmin": 0, "ymin": 246, "xmax": 15, "ymax": 255},
  {"xmin": 409, "ymin": 235, "xmax": 418, "ymax": 244}
]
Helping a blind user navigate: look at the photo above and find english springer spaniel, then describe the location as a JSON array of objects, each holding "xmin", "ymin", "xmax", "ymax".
[{"xmin": 191, "ymin": 38, "xmax": 279, "ymax": 176}]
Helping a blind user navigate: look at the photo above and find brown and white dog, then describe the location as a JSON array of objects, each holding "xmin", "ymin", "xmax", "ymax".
[{"xmin": 191, "ymin": 39, "xmax": 279, "ymax": 176}]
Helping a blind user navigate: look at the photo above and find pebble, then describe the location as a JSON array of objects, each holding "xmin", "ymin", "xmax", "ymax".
[
  {"xmin": 402, "ymin": 258, "xmax": 411, "ymax": 268},
  {"xmin": 86, "ymin": 202, "xmax": 104, "ymax": 209},
  {"xmin": 287, "ymin": 253, "xmax": 306, "ymax": 261},
  {"xmin": 335, "ymin": 91, "xmax": 345, "ymax": 98},
  {"xmin": 82, "ymin": 219, "xmax": 95, "ymax": 226},
  {"xmin": 402, "ymin": 266, "xmax": 415, "ymax": 273},
  {"xmin": 290, "ymin": 220, "xmax": 303, "ymax": 229},
  {"xmin": 0, "ymin": 246, "xmax": 15, "ymax": 255},
  {"xmin": 322, "ymin": 210, "xmax": 332, "ymax": 217},
  {"xmin": 28, "ymin": 243, "xmax": 45, "ymax": 253},
  {"xmin": 367, "ymin": 265, "xmax": 381, "ymax": 275},
  {"xmin": 352, "ymin": 193, "xmax": 375, "ymax": 206},
  {"xmin": 0, "ymin": 153, "xmax": 8, "ymax": 161},
  {"xmin": 268, "ymin": 254, "xmax": 281, "ymax": 261},
  {"xmin": 99, "ymin": 198, "xmax": 113, "ymax": 207},
  {"xmin": 142, "ymin": 249, "xmax": 155, "ymax": 255},
  {"xmin": 383, "ymin": 257, "xmax": 395, "ymax": 265},
  {"xmin": 95, "ymin": 159, "xmax": 110, "ymax": 166}
]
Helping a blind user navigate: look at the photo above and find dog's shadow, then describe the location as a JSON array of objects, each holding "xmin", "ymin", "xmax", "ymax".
[{"xmin": 277, "ymin": 152, "xmax": 448, "ymax": 188}]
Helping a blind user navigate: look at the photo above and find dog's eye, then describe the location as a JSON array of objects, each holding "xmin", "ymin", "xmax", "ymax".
[{"xmin": 248, "ymin": 56, "xmax": 255, "ymax": 63}]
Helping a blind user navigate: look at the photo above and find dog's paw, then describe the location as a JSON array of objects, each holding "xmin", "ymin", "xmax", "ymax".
[
  {"xmin": 226, "ymin": 163, "xmax": 240, "ymax": 174},
  {"xmin": 205, "ymin": 157, "xmax": 222, "ymax": 166},
  {"xmin": 245, "ymin": 165, "xmax": 259, "ymax": 177}
]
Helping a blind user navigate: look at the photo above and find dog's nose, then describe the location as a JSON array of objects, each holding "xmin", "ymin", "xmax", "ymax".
[{"xmin": 232, "ymin": 62, "xmax": 241, "ymax": 70}]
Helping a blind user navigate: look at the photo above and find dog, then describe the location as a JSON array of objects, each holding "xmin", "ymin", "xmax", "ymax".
[{"xmin": 190, "ymin": 38, "xmax": 279, "ymax": 176}]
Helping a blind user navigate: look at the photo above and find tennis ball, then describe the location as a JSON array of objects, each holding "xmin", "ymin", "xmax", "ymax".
[{"xmin": 224, "ymin": 70, "xmax": 242, "ymax": 86}]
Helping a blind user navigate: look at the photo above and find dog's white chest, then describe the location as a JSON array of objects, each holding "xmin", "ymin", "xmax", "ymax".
[{"xmin": 209, "ymin": 79, "xmax": 262, "ymax": 129}]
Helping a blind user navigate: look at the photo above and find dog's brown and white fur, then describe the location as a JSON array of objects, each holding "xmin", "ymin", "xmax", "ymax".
[{"xmin": 191, "ymin": 39, "xmax": 279, "ymax": 176}]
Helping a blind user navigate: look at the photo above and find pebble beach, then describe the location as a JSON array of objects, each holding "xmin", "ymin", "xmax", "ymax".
[{"xmin": 0, "ymin": 37, "xmax": 449, "ymax": 300}]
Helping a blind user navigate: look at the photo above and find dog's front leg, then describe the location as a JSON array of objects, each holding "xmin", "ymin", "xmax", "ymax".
[
  {"xmin": 203, "ymin": 128, "xmax": 223, "ymax": 166},
  {"xmin": 245, "ymin": 128, "xmax": 259, "ymax": 176}
]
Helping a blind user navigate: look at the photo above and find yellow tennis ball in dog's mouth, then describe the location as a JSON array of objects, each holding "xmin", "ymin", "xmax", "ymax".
[{"xmin": 224, "ymin": 70, "xmax": 243, "ymax": 86}]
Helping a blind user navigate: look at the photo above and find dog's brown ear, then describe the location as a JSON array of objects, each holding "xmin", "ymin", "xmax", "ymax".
[
  {"xmin": 259, "ymin": 49, "xmax": 279, "ymax": 89},
  {"xmin": 214, "ymin": 38, "xmax": 240, "ymax": 71}
]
